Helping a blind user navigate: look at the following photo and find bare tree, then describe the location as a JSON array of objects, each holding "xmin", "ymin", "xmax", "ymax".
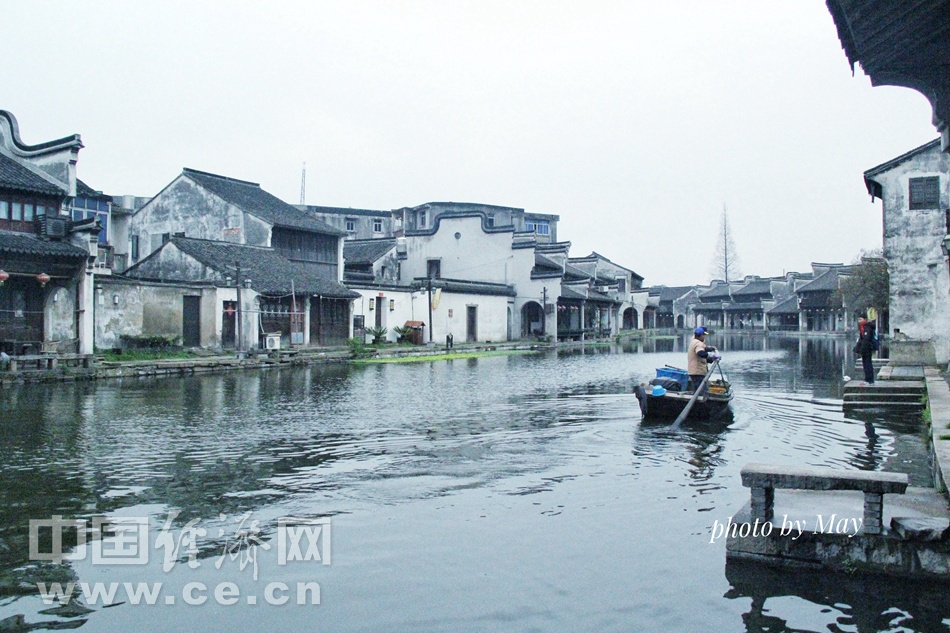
[
  {"xmin": 710, "ymin": 205, "xmax": 742, "ymax": 281},
  {"xmin": 839, "ymin": 249, "xmax": 889, "ymax": 329}
]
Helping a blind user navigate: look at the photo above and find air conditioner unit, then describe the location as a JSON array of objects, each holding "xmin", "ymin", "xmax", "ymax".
[
  {"xmin": 46, "ymin": 217, "xmax": 67, "ymax": 238},
  {"xmin": 264, "ymin": 334, "xmax": 281, "ymax": 350}
]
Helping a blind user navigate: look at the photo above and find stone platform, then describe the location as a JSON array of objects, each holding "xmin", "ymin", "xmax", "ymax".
[
  {"xmin": 727, "ymin": 365, "xmax": 950, "ymax": 579},
  {"xmin": 726, "ymin": 487, "xmax": 950, "ymax": 578}
]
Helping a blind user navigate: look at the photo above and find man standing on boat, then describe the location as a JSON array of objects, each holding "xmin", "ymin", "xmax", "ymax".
[{"xmin": 687, "ymin": 326, "xmax": 720, "ymax": 392}]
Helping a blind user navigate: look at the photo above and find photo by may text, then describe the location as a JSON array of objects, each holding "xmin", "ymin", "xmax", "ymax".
[{"xmin": 709, "ymin": 514, "xmax": 863, "ymax": 543}]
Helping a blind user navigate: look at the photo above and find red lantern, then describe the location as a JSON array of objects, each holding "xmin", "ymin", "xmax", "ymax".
[
  {"xmin": 36, "ymin": 272, "xmax": 50, "ymax": 287},
  {"xmin": 0, "ymin": 270, "xmax": 8, "ymax": 286}
]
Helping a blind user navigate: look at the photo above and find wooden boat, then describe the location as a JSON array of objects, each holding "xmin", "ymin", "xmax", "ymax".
[{"xmin": 635, "ymin": 366, "xmax": 734, "ymax": 421}]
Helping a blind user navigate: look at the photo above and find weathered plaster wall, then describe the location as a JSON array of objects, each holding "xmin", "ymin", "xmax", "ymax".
[
  {"xmin": 351, "ymin": 286, "xmax": 511, "ymax": 344},
  {"xmin": 95, "ymin": 280, "xmax": 217, "ymax": 349},
  {"xmin": 371, "ymin": 249, "xmax": 402, "ymax": 283},
  {"xmin": 131, "ymin": 176, "xmax": 272, "ymax": 263},
  {"xmin": 200, "ymin": 291, "xmax": 218, "ymax": 348},
  {"xmin": 877, "ymin": 146, "xmax": 950, "ymax": 362},
  {"xmin": 132, "ymin": 244, "xmax": 212, "ymax": 283},
  {"xmin": 45, "ymin": 285, "xmax": 76, "ymax": 345}
]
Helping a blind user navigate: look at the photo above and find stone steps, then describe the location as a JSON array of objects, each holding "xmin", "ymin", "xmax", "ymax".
[
  {"xmin": 845, "ymin": 401, "xmax": 927, "ymax": 411},
  {"xmin": 842, "ymin": 379, "xmax": 927, "ymax": 411},
  {"xmin": 845, "ymin": 393, "xmax": 925, "ymax": 404}
]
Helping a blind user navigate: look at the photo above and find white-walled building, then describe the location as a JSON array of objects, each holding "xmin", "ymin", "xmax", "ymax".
[
  {"xmin": 865, "ymin": 139, "xmax": 950, "ymax": 362},
  {"xmin": 0, "ymin": 110, "xmax": 98, "ymax": 355},
  {"xmin": 345, "ymin": 211, "xmax": 555, "ymax": 344},
  {"xmin": 123, "ymin": 168, "xmax": 356, "ymax": 350},
  {"xmin": 342, "ymin": 209, "xmax": 646, "ymax": 344}
]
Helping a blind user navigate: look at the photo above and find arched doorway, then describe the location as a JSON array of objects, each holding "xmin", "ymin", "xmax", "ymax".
[
  {"xmin": 676, "ymin": 315, "xmax": 685, "ymax": 329},
  {"xmin": 622, "ymin": 307, "xmax": 638, "ymax": 329},
  {"xmin": 521, "ymin": 301, "xmax": 544, "ymax": 337}
]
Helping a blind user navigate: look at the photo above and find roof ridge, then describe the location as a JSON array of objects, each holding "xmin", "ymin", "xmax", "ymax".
[
  {"xmin": 172, "ymin": 235, "xmax": 272, "ymax": 250},
  {"xmin": 183, "ymin": 167, "xmax": 259, "ymax": 188}
]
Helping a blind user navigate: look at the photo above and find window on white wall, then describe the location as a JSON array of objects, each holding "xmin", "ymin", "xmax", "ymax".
[
  {"xmin": 373, "ymin": 218, "xmax": 383, "ymax": 233},
  {"xmin": 909, "ymin": 176, "xmax": 940, "ymax": 210},
  {"xmin": 526, "ymin": 220, "xmax": 549, "ymax": 235}
]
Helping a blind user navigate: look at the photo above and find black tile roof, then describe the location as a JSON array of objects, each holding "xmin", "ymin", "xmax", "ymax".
[
  {"xmin": 768, "ymin": 295, "xmax": 800, "ymax": 314},
  {"xmin": 301, "ymin": 205, "xmax": 390, "ymax": 218},
  {"xmin": 587, "ymin": 288, "xmax": 618, "ymax": 303},
  {"xmin": 796, "ymin": 269, "xmax": 843, "ymax": 293},
  {"xmin": 732, "ymin": 279, "xmax": 774, "ymax": 297},
  {"xmin": 428, "ymin": 278, "xmax": 516, "ymax": 297},
  {"xmin": 183, "ymin": 169, "xmax": 345, "ymax": 236},
  {"xmin": 343, "ymin": 239, "xmax": 396, "ymax": 265},
  {"xmin": 646, "ymin": 286, "xmax": 695, "ymax": 302},
  {"xmin": 0, "ymin": 152, "xmax": 64, "ymax": 196},
  {"xmin": 0, "ymin": 230, "xmax": 86, "ymax": 258},
  {"xmin": 827, "ymin": 0, "xmax": 950, "ymax": 138},
  {"xmin": 164, "ymin": 237, "xmax": 358, "ymax": 298},
  {"xmin": 563, "ymin": 263, "xmax": 589, "ymax": 281},
  {"xmin": 531, "ymin": 253, "xmax": 564, "ymax": 279},
  {"xmin": 578, "ymin": 251, "xmax": 643, "ymax": 279},
  {"xmin": 559, "ymin": 285, "xmax": 587, "ymax": 301},
  {"xmin": 724, "ymin": 301, "xmax": 766, "ymax": 312},
  {"xmin": 699, "ymin": 284, "xmax": 733, "ymax": 300},
  {"xmin": 75, "ymin": 179, "xmax": 112, "ymax": 201}
]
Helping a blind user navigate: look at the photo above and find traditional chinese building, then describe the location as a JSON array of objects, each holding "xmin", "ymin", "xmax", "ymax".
[{"xmin": 0, "ymin": 110, "xmax": 98, "ymax": 355}]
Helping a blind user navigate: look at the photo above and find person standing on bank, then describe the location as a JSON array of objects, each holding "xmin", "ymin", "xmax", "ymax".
[
  {"xmin": 855, "ymin": 316, "xmax": 878, "ymax": 385},
  {"xmin": 687, "ymin": 326, "xmax": 720, "ymax": 392}
]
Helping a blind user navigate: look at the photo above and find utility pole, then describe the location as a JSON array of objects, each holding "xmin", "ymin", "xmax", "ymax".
[
  {"xmin": 299, "ymin": 162, "xmax": 306, "ymax": 205},
  {"xmin": 541, "ymin": 287, "xmax": 547, "ymax": 336},
  {"xmin": 427, "ymin": 276, "xmax": 434, "ymax": 344},
  {"xmin": 235, "ymin": 260, "xmax": 243, "ymax": 354}
]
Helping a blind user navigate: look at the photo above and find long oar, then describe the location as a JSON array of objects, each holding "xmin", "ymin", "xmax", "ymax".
[{"xmin": 670, "ymin": 359, "xmax": 720, "ymax": 430}]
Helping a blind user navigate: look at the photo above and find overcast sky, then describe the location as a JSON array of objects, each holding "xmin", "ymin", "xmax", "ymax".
[{"xmin": 3, "ymin": 2, "xmax": 938, "ymax": 286}]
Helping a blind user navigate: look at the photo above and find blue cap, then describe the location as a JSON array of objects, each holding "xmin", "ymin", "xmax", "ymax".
[
  {"xmin": 651, "ymin": 385, "xmax": 667, "ymax": 396},
  {"xmin": 694, "ymin": 326, "xmax": 710, "ymax": 336}
]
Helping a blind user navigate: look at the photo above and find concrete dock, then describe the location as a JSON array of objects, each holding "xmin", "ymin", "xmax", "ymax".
[{"xmin": 727, "ymin": 366, "xmax": 950, "ymax": 579}]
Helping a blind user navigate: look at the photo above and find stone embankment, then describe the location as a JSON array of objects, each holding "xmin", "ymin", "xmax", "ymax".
[
  {"xmin": 0, "ymin": 342, "xmax": 552, "ymax": 386},
  {"xmin": 727, "ymin": 365, "xmax": 950, "ymax": 579}
]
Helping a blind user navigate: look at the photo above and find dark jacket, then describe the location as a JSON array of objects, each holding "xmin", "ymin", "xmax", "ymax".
[{"xmin": 855, "ymin": 322, "xmax": 878, "ymax": 355}]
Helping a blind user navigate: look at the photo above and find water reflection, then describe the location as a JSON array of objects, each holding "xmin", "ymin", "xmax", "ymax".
[
  {"xmin": 726, "ymin": 559, "xmax": 950, "ymax": 633},
  {"xmin": 0, "ymin": 334, "xmax": 941, "ymax": 632}
]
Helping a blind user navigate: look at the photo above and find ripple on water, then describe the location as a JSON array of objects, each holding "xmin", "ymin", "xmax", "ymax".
[{"xmin": 0, "ymin": 340, "xmax": 941, "ymax": 632}]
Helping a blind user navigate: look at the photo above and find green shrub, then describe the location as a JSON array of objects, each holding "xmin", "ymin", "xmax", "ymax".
[
  {"xmin": 392, "ymin": 325, "xmax": 413, "ymax": 344},
  {"xmin": 347, "ymin": 337, "xmax": 371, "ymax": 358},
  {"xmin": 367, "ymin": 326, "xmax": 388, "ymax": 344},
  {"xmin": 119, "ymin": 334, "xmax": 181, "ymax": 350}
]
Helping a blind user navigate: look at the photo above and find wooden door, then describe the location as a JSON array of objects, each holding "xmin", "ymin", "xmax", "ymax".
[
  {"xmin": 183, "ymin": 296, "xmax": 201, "ymax": 347},
  {"xmin": 222, "ymin": 301, "xmax": 236, "ymax": 348},
  {"xmin": 466, "ymin": 306, "xmax": 477, "ymax": 342}
]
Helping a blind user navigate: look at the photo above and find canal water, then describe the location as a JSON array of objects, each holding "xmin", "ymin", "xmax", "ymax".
[{"xmin": 0, "ymin": 335, "xmax": 946, "ymax": 632}]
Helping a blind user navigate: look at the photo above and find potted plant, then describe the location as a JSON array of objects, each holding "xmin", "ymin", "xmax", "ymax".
[
  {"xmin": 392, "ymin": 325, "xmax": 412, "ymax": 344},
  {"xmin": 367, "ymin": 326, "xmax": 388, "ymax": 345}
]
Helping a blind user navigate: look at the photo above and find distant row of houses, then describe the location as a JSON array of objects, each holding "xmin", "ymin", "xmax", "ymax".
[
  {"xmin": 2, "ymin": 107, "xmax": 946, "ymax": 360},
  {"xmin": 641, "ymin": 263, "xmax": 856, "ymax": 333}
]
